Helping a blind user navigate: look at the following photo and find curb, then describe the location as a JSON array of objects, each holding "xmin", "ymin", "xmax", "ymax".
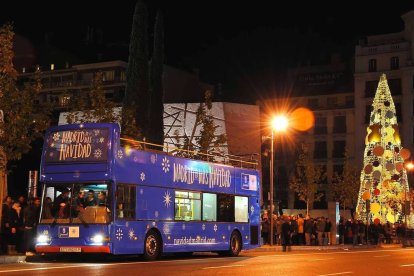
[
  {"xmin": 0, "ymin": 255, "xmax": 26, "ymax": 264},
  {"xmin": 247, "ymin": 244, "xmax": 401, "ymax": 252}
]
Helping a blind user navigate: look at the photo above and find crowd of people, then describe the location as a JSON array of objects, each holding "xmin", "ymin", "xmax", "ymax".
[
  {"xmin": 0, "ymin": 195, "xmax": 41, "ymax": 256},
  {"xmin": 261, "ymin": 210, "xmax": 411, "ymax": 250}
]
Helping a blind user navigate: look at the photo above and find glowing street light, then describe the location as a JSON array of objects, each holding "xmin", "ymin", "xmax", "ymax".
[{"xmin": 269, "ymin": 114, "xmax": 288, "ymax": 246}]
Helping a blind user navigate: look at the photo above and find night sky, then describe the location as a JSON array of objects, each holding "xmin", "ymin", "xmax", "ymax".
[{"xmin": 2, "ymin": 1, "xmax": 414, "ymax": 102}]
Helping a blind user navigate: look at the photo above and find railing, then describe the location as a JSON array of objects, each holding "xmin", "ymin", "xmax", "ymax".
[{"xmin": 120, "ymin": 137, "xmax": 258, "ymax": 169}]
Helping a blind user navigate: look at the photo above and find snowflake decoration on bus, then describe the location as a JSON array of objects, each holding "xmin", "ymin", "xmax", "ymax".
[
  {"xmin": 94, "ymin": 149, "xmax": 102, "ymax": 159},
  {"xmin": 163, "ymin": 191, "xmax": 171, "ymax": 207},
  {"xmin": 202, "ymin": 224, "xmax": 206, "ymax": 231},
  {"xmin": 117, "ymin": 150, "xmax": 123, "ymax": 159},
  {"xmin": 50, "ymin": 143, "xmax": 55, "ymax": 148},
  {"xmin": 250, "ymin": 206, "xmax": 255, "ymax": 214},
  {"xmin": 115, "ymin": 228, "xmax": 123, "ymax": 241},
  {"xmin": 161, "ymin": 157, "xmax": 170, "ymax": 173},
  {"xmin": 140, "ymin": 172, "xmax": 145, "ymax": 182},
  {"xmin": 94, "ymin": 129, "xmax": 100, "ymax": 136},
  {"xmin": 214, "ymin": 224, "xmax": 218, "ymax": 232},
  {"xmin": 99, "ymin": 137, "xmax": 105, "ymax": 143},
  {"xmin": 163, "ymin": 224, "xmax": 170, "ymax": 235},
  {"xmin": 150, "ymin": 154, "xmax": 157, "ymax": 164},
  {"xmin": 52, "ymin": 132, "xmax": 60, "ymax": 142},
  {"xmin": 128, "ymin": 229, "xmax": 136, "ymax": 240}
]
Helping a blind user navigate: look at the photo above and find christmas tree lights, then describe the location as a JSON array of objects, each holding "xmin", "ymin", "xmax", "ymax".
[{"xmin": 356, "ymin": 74, "xmax": 410, "ymax": 224}]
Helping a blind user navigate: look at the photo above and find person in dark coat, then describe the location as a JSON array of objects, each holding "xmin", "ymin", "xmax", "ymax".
[
  {"xmin": 281, "ymin": 216, "xmax": 291, "ymax": 252},
  {"xmin": 23, "ymin": 198, "xmax": 41, "ymax": 256},
  {"xmin": 1, "ymin": 196, "xmax": 13, "ymax": 254},
  {"xmin": 338, "ymin": 217, "xmax": 345, "ymax": 244},
  {"xmin": 9, "ymin": 202, "xmax": 24, "ymax": 254},
  {"xmin": 261, "ymin": 211, "xmax": 270, "ymax": 245}
]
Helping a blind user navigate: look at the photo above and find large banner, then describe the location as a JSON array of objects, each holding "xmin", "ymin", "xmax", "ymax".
[{"xmin": 44, "ymin": 128, "xmax": 109, "ymax": 163}]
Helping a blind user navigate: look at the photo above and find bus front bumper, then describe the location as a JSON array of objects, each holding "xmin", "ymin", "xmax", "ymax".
[{"xmin": 35, "ymin": 245, "xmax": 111, "ymax": 254}]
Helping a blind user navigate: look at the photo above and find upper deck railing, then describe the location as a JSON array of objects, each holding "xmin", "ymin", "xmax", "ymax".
[{"xmin": 120, "ymin": 137, "xmax": 259, "ymax": 170}]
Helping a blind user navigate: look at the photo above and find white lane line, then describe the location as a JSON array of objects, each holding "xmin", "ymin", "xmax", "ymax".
[
  {"xmin": 202, "ymin": 264, "xmax": 244, "ymax": 270},
  {"xmin": 318, "ymin": 272, "xmax": 352, "ymax": 276},
  {"xmin": 373, "ymin": 255, "xmax": 390, "ymax": 258},
  {"xmin": 309, "ymin": 258, "xmax": 334, "ymax": 261},
  {"xmin": 401, "ymin": 264, "xmax": 414, "ymax": 267}
]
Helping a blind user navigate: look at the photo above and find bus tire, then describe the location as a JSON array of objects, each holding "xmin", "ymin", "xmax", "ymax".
[
  {"xmin": 143, "ymin": 230, "xmax": 162, "ymax": 261},
  {"xmin": 226, "ymin": 231, "xmax": 242, "ymax": 257}
]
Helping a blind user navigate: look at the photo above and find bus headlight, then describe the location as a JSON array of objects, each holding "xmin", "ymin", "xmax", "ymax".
[
  {"xmin": 91, "ymin": 234, "xmax": 107, "ymax": 243},
  {"xmin": 37, "ymin": 234, "xmax": 51, "ymax": 244}
]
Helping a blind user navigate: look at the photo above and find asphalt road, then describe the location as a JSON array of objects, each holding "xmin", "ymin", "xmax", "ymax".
[{"xmin": 1, "ymin": 248, "xmax": 414, "ymax": 276}]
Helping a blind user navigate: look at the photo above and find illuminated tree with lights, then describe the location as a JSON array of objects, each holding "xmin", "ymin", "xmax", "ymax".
[{"xmin": 356, "ymin": 74, "xmax": 410, "ymax": 224}]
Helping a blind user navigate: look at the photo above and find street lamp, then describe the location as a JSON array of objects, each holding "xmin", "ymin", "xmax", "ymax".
[{"xmin": 269, "ymin": 115, "xmax": 288, "ymax": 246}]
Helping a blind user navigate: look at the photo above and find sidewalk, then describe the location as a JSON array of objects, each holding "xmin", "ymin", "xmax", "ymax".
[{"xmin": 249, "ymin": 243, "xmax": 402, "ymax": 252}]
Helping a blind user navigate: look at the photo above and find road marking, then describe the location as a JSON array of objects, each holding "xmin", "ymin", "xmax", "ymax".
[
  {"xmin": 401, "ymin": 264, "xmax": 414, "ymax": 267},
  {"xmin": 309, "ymin": 258, "xmax": 334, "ymax": 261},
  {"xmin": 318, "ymin": 272, "xmax": 352, "ymax": 276},
  {"xmin": 202, "ymin": 264, "xmax": 244, "ymax": 270},
  {"xmin": 373, "ymin": 255, "xmax": 390, "ymax": 258}
]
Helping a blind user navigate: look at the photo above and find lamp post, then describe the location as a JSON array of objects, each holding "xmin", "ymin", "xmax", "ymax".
[
  {"xmin": 269, "ymin": 115, "xmax": 288, "ymax": 246},
  {"xmin": 404, "ymin": 161, "xmax": 414, "ymax": 242}
]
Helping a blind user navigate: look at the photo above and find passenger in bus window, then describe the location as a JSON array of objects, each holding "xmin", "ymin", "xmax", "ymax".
[
  {"xmin": 75, "ymin": 191, "xmax": 85, "ymax": 211},
  {"xmin": 42, "ymin": 197, "xmax": 53, "ymax": 219},
  {"xmin": 85, "ymin": 190, "xmax": 97, "ymax": 207},
  {"xmin": 117, "ymin": 203, "xmax": 124, "ymax": 218},
  {"xmin": 57, "ymin": 198, "xmax": 70, "ymax": 219},
  {"xmin": 97, "ymin": 191, "xmax": 107, "ymax": 207},
  {"xmin": 54, "ymin": 189, "xmax": 69, "ymax": 214}
]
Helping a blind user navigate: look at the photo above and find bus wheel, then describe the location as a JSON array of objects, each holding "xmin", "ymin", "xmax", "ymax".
[
  {"xmin": 228, "ymin": 231, "xmax": 242, "ymax": 257},
  {"xmin": 143, "ymin": 230, "xmax": 162, "ymax": 261}
]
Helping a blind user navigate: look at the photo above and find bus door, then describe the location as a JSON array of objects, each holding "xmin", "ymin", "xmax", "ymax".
[{"xmin": 112, "ymin": 184, "xmax": 140, "ymax": 254}]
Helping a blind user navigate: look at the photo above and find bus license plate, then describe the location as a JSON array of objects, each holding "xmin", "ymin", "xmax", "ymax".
[{"xmin": 59, "ymin": 247, "xmax": 81, "ymax": 252}]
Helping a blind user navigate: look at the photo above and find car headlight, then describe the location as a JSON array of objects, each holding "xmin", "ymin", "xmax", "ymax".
[{"xmin": 37, "ymin": 234, "xmax": 51, "ymax": 244}]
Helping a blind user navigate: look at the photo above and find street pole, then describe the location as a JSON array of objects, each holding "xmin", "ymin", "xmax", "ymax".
[{"xmin": 270, "ymin": 130, "xmax": 274, "ymax": 246}]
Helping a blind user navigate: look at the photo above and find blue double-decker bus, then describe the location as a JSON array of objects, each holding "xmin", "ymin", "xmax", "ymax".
[{"xmin": 35, "ymin": 123, "xmax": 261, "ymax": 260}]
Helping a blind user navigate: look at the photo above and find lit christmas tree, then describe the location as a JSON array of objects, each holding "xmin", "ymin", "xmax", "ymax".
[{"xmin": 356, "ymin": 74, "xmax": 410, "ymax": 224}]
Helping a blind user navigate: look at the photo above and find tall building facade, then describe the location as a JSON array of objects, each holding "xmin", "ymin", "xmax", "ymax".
[
  {"xmin": 355, "ymin": 11, "xmax": 414, "ymax": 167},
  {"xmin": 259, "ymin": 58, "xmax": 354, "ymax": 209}
]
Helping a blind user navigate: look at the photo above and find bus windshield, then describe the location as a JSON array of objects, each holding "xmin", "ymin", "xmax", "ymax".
[{"xmin": 40, "ymin": 182, "xmax": 111, "ymax": 224}]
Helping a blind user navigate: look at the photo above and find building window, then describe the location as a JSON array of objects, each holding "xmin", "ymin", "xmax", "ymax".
[
  {"xmin": 395, "ymin": 103, "xmax": 402, "ymax": 122},
  {"xmin": 314, "ymin": 117, "xmax": 327, "ymax": 134},
  {"xmin": 365, "ymin": 80, "xmax": 377, "ymax": 97},
  {"xmin": 333, "ymin": 116, "xmax": 346, "ymax": 133},
  {"xmin": 368, "ymin": 59, "xmax": 377, "ymax": 72},
  {"xmin": 390, "ymin": 57, "xmax": 399, "ymax": 70},
  {"xmin": 103, "ymin": 71, "xmax": 115, "ymax": 81},
  {"xmin": 365, "ymin": 105, "xmax": 372, "ymax": 124},
  {"xmin": 332, "ymin": 140, "xmax": 346, "ymax": 158},
  {"xmin": 327, "ymin": 97, "xmax": 337, "ymax": 107},
  {"xmin": 120, "ymin": 71, "xmax": 126, "ymax": 81},
  {"xmin": 314, "ymin": 141, "xmax": 327, "ymax": 159},
  {"xmin": 333, "ymin": 164, "xmax": 344, "ymax": 175},
  {"xmin": 308, "ymin": 98, "xmax": 318, "ymax": 108},
  {"xmin": 345, "ymin": 96, "xmax": 354, "ymax": 107},
  {"xmin": 388, "ymin": 78, "xmax": 402, "ymax": 95}
]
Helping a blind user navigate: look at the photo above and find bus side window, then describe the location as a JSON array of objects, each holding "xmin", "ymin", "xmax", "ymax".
[{"xmin": 116, "ymin": 184, "xmax": 136, "ymax": 219}]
